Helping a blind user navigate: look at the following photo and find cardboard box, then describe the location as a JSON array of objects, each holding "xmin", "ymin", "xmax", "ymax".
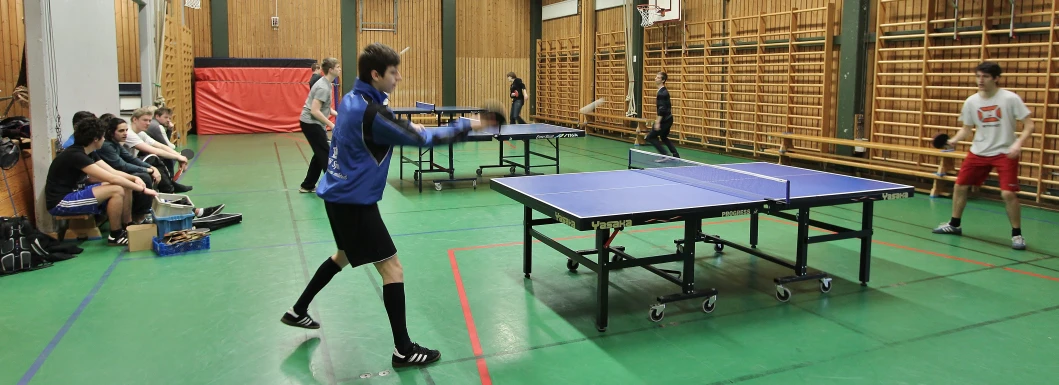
[{"xmin": 127, "ymin": 224, "xmax": 157, "ymax": 253}]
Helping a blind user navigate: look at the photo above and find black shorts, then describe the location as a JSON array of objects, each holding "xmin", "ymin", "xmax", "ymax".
[{"xmin": 324, "ymin": 201, "xmax": 397, "ymax": 268}]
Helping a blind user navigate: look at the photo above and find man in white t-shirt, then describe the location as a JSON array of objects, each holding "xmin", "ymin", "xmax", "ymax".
[
  {"xmin": 125, "ymin": 107, "xmax": 192, "ymax": 192},
  {"xmin": 932, "ymin": 62, "xmax": 1035, "ymax": 250}
]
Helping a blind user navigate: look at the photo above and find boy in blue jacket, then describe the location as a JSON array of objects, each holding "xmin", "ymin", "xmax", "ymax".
[{"xmin": 280, "ymin": 43, "xmax": 502, "ymax": 368}]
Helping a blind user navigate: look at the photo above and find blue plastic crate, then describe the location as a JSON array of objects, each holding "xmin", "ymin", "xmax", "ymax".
[
  {"xmin": 154, "ymin": 213, "xmax": 195, "ymax": 238},
  {"xmin": 152, "ymin": 234, "xmax": 210, "ymax": 256}
]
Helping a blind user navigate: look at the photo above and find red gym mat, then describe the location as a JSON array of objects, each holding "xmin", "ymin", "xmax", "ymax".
[{"xmin": 194, "ymin": 67, "xmax": 334, "ymax": 135}]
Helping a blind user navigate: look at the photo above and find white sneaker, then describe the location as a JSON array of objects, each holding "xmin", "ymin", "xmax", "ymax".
[
  {"xmin": 1012, "ymin": 235, "xmax": 1026, "ymax": 250},
  {"xmin": 932, "ymin": 222, "xmax": 962, "ymax": 235}
]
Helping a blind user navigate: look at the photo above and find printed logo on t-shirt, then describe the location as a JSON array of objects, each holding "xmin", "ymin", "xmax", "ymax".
[{"xmin": 977, "ymin": 105, "xmax": 1002, "ymax": 123}]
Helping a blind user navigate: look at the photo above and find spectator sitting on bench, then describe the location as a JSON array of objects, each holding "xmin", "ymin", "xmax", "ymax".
[
  {"xmin": 124, "ymin": 107, "xmax": 192, "ymax": 192},
  {"xmin": 97, "ymin": 116, "xmax": 225, "ymax": 221},
  {"xmin": 96, "ymin": 115, "xmax": 159, "ymax": 223},
  {"xmin": 147, "ymin": 107, "xmax": 177, "ymax": 149},
  {"xmin": 60, "ymin": 111, "xmax": 99, "ymax": 149},
  {"xmin": 147, "ymin": 107, "xmax": 179, "ymax": 174},
  {"xmin": 45, "ymin": 116, "xmax": 159, "ymax": 245}
]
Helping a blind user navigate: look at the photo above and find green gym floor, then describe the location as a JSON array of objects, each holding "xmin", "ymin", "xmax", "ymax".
[{"xmin": 5, "ymin": 133, "xmax": 1059, "ymax": 385}]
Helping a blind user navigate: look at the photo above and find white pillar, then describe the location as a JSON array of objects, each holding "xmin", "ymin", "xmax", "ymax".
[
  {"xmin": 139, "ymin": 0, "xmax": 158, "ymax": 107},
  {"xmin": 24, "ymin": 0, "xmax": 120, "ymax": 230}
]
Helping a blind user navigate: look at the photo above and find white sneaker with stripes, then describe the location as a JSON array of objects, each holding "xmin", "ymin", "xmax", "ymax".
[
  {"xmin": 392, "ymin": 343, "xmax": 441, "ymax": 368},
  {"xmin": 280, "ymin": 308, "xmax": 320, "ymax": 329}
]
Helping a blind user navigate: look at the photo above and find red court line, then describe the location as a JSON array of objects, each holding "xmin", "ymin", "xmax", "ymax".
[
  {"xmin": 872, "ymin": 240, "xmax": 994, "ymax": 267},
  {"xmin": 447, "ymin": 216, "xmax": 1059, "ymax": 385},
  {"xmin": 445, "ymin": 218, "xmax": 749, "ymax": 385},
  {"xmin": 758, "ymin": 217, "xmax": 1059, "ymax": 279},
  {"xmin": 1002, "ymin": 267, "xmax": 1059, "ymax": 282},
  {"xmin": 447, "ymin": 249, "xmax": 492, "ymax": 385}
]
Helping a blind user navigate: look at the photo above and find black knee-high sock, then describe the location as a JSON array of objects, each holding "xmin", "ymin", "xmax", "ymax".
[
  {"xmin": 293, "ymin": 257, "xmax": 342, "ymax": 315},
  {"xmin": 383, "ymin": 282, "xmax": 412, "ymax": 352}
]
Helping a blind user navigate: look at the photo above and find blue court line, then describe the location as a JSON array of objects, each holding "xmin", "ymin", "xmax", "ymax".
[
  {"xmin": 923, "ymin": 195, "xmax": 1059, "ymax": 225},
  {"xmin": 175, "ymin": 137, "xmax": 212, "ymax": 183},
  {"xmin": 19, "ymin": 136, "xmax": 214, "ymax": 383},
  {"xmin": 119, "ymin": 223, "xmax": 524, "ymax": 262},
  {"xmin": 965, "ymin": 205, "xmax": 1059, "ymax": 226},
  {"xmin": 120, "ymin": 242, "xmax": 299, "ymax": 261},
  {"xmin": 18, "ymin": 251, "xmax": 126, "ymax": 385}
]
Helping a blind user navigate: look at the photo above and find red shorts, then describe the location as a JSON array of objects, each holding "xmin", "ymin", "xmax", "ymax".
[{"xmin": 956, "ymin": 152, "xmax": 1020, "ymax": 191}]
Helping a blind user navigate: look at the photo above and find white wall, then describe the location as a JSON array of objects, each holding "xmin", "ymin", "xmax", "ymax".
[
  {"xmin": 56, "ymin": 0, "xmax": 121, "ymax": 137},
  {"xmin": 25, "ymin": 0, "xmax": 120, "ymax": 229}
]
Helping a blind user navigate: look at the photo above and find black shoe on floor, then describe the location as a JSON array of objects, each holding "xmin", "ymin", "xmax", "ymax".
[
  {"xmin": 196, "ymin": 204, "xmax": 225, "ymax": 218},
  {"xmin": 391, "ymin": 343, "xmax": 441, "ymax": 368},
  {"xmin": 108, "ymin": 229, "xmax": 128, "ymax": 246},
  {"xmin": 280, "ymin": 308, "xmax": 320, "ymax": 329}
]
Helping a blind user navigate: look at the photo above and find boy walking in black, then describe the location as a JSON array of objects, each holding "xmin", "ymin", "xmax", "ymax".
[{"xmin": 646, "ymin": 71, "xmax": 679, "ymax": 158}]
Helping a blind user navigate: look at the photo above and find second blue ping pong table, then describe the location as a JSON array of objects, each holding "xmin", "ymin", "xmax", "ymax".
[
  {"xmin": 402, "ymin": 118, "xmax": 585, "ymax": 192},
  {"xmin": 392, "ymin": 102, "xmax": 485, "ymax": 190},
  {"xmin": 491, "ymin": 149, "xmax": 915, "ymax": 331}
]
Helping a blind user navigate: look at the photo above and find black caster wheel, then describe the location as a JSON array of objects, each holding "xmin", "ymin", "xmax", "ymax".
[
  {"xmin": 524, "ymin": 273, "xmax": 530, "ymax": 278},
  {"xmin": 714, "ymin": 243, "xmax": 724, "ymax": 252},
  {"xmin": 413, "ymin": 172, "xmax": 420, "ymax": 181},
  {"xmin": 566, "ymin": 259, "xmax": 579, "ymax": 271},
  {"xmin": 820, "ymin": 278, "xmax": 832, "ymax": 293},
  {"xmin": 476, "ymin": 168, "xmax": 483, "ymax": 176},
  {"xmin": 510, "ymin": 166, "xmax": 516, "ymax": 175},
  {"xmin": 702, "ymin": 295, "xmax": 717, "ymax": 313},
  {"xmin": 676, "ymin": 244, "xmax": 684, "ymax": 254},
  {"xmin": 649, "ymin": 304, "xmax": 665, "ymax": 322},
  {"xmin": 775, "ymin": 286, "xmax": 792, "ymax": 302}
]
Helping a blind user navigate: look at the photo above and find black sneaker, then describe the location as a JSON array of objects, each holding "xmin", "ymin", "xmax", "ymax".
[
  {"xmin": 280, "ymin": 308, "xmax": 320, "ymax": 329},
  {"xmin": 108, "ymin": 229, "xmax": 128, "ymax": 246},
  {"xmin": 391, "ymin": 343, "xmax": 441, "ymax": 368},
  {"xmin": 196, "ymin": 204, "xmax": 225, "ymax": 218}
]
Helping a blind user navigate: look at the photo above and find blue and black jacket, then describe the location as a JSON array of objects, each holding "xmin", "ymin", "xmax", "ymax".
[{"xmin": 316, "ymin": 79, "xmax": 473, "ymax": 204}]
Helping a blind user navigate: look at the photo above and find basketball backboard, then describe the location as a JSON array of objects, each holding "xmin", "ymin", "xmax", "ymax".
[{"xmin": 650, "ymin": 0, "xmax": 681, "ymax": 23}]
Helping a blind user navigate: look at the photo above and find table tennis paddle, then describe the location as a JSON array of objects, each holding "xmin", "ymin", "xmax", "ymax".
[
  {"xmin": 478, "ymin": 100, "xmax": 506, "ymax": 129},
  {"xmin": 932, "ymin": 133, "xmax": 953, "ymax": 151},
  {"xmin": 171, "ymin": 149, "xmax": 195, "ymax": 180}
]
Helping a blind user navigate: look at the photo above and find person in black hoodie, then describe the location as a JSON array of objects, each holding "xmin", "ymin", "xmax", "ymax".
[
  {"xmin": 646, "ymin": 71, "xmax": 679, "ymax": 158},
  {"xmin": 507, "ymin": 72, "xmax": 528, "ymax": 124}
]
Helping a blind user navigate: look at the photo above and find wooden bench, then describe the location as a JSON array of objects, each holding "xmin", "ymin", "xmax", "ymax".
[
  {"xmin": 774, "ymin": 133, "xmax": 968, "ymax": 197},
  {"xmin": 48, "ymin": 138, "xmax": 102, "ymax": 242},
  {"xmin": 530, "ymin": 115, "xmax": 580, "ymax": 126},
  {"xmin": 579, "ymin": 113, "xmax": 654, "ymax": 146},
  {"xmin": 53, "ymin": 215, "xmax": 102, "ymax": 242}
]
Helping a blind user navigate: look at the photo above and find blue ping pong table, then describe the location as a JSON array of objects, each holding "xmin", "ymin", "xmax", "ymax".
[
  {"xmin": 404, "ymin": 119, "xmax": 585, "ymax": 192},
  {"xmin": 490, "ymin": 149, "xmax": 914, "ymax": 331},
  {"xmin": 392, "ymin": 102, "xmax": 486, "ymax": 190}
]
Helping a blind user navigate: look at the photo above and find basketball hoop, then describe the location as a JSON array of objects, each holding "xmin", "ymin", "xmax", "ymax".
[
  {"xmin": 637, "ymin": 5, "xmax": 666, "ymax": 28},
  {"xmin": 184, "ymin": 0, "xmax": 201, "ymax": 9}
]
